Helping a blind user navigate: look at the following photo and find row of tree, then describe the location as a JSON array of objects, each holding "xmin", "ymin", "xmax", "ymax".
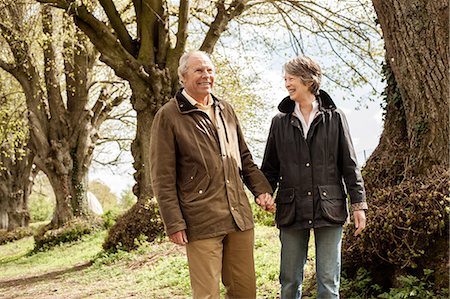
[{"xmin": 0, "ymin": 1, "xmax": 128, "ymax": 229}]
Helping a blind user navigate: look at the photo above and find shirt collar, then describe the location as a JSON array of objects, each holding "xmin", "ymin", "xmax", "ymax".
[
  {"xmin": 182, "ymin": 89, "xmax": 212, "ymax": 108},
  {"xmin": 294, "ymin": 100, "xmax": 319, "ymax": 118}
]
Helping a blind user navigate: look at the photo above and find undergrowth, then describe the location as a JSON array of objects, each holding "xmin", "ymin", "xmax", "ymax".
[{"xmin": 341, "ymin": 268, "xmax": 448, "ymax": 299}]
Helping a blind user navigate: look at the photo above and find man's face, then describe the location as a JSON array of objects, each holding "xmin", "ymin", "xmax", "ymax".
[{"xmin": 182, "ymin": 54, "xmax": 215, "ymax": 101}]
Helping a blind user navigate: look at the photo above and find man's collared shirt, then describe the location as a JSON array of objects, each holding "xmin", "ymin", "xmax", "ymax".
[{"xmin": 182, "ymin": 89, "xmax": 214, "ymax": 121}]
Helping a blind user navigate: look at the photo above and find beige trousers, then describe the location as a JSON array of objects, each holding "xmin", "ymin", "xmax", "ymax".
[{"xmin": 185, "ymin": 229, "xmax": 256, "ymax": 299}]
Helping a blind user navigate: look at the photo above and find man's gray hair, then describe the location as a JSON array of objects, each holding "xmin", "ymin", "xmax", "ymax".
[
  {"xmin": 284, "ymin": 56, "xmax": 322, "ymax": 95},
  {"xmin": 178, "ymin": 50, "xmax": 214, "ymax": 86}
]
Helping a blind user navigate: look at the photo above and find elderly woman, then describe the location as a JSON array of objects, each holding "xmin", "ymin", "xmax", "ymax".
[{"xmin": 261, "ymin": 55, "xmax": 368, "ymax": 299}]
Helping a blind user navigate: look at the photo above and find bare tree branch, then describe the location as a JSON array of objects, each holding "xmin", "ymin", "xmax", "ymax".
[
  {"xmin": 41, "ymin": 6, "xmax": 68, "ymax": 138},
  {"xmin": 200, "ymin": 0, "xmax": 248, "ymax": 53},
  {"xmin": 0, "ymin": 59, "xmax": 16, "ymax": 75},
  {"xmin": 98, "ymin": 0, "xmax": 137, "ymax": 56},
  {"xmin": 167, "ymin": 0, "xmax": 189, "ymax": 89}
]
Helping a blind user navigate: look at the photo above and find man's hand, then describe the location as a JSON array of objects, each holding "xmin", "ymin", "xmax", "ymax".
[
  {"xmin": 169, "ymin": 230, "xmax": 188, "ymax": 245},
  {"xmin": 256, "ymin": 193, "xmax": 275, "ymax": 212},
  {"xmin": 353, "ymin": 210, "xmax": 366, "ymax": 236}
]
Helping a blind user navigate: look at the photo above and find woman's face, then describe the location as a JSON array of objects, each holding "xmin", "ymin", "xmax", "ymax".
[{"xmin": 284, "ymin": 73, "xmax": 312, "ymax": 101}]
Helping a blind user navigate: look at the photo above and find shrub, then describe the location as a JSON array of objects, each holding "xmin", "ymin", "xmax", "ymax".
[
  {"xmin": 28, "ymin": 194, "xmax": 54, "ymax": 222},
  {"xmin": 101, "ymin": 209, "xmax": 123, "ymax": 229},
  {"xmin": 343, "ymin": 167, "xmax": 449, "ymax": 290},
  {"xmin": 0, "ymin": 226, "xmax": 34, "ymax": 245},
  {"xmin": 33, "ymin": 217, "xmax": 103, "ymax": 252},
  {"xmin": 379, "ymin": 269, "xmax": 448, "ymax": 299},
  {"xmin": 341, "ymin": 268, "xmax": 382, "ymax": 299},
  {"xmin": 103, "ymin": 197, "xmax": 164, "ymax": 252},
  {"xmin": 340, "ymin": 268, "xmax": 448, "ymax": 299}
]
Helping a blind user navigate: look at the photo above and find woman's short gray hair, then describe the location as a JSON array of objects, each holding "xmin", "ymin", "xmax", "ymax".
[
  {"xmin": 284, "ymin": 56, "xmax": 322, "ymax": 95},
  {"xmin": 177, "ymin": 50, "xmax": 214, "ymax": 85}
]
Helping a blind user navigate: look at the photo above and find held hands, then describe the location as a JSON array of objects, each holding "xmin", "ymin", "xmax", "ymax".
[
  {"xmin": 169, "ymin": 230, "xmax": 188, "ymax": 246},
  {"xmin": 256, "ymin": 193, "xmax": 275, "ymax": 213},
  {"xmin": 353, "ymin": 210, "xmax": 366, "ymax": 236}
]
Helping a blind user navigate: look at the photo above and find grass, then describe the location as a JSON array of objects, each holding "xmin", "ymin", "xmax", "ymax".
[{"xmin": 0, "ymin": 224, "xmax": 316, "ymax": 299}]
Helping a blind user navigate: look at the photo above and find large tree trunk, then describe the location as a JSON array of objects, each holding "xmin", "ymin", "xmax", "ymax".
[
  {"xmin": 130, "ymin": 80, "xmax": 172, "ymax": 200},
  {"xmin": 372, "ymin": 0, "xmax": 448, "ymax": 175},
  {"xmin": 131, "ymin": 108, "xmax": 156, "ymax": 199},
  {"xmin": 104, "ymin": 76, "xmax": 172, "ymax": 251},
  {"xmin": 35, "ymin": 146, "xmax": 74, "ymax": 227},
  {"xmin": 343, "ymin": 0, "xmax": 448, "ymax": 291},
  {"xmin": 0, "ymin": 151, "xmax": 34, "ymax": 231}
]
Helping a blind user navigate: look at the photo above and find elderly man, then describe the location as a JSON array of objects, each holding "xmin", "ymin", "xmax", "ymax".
[{"xmin": 150, "ymin": 50, "xmax": 273, "ymax": 299}]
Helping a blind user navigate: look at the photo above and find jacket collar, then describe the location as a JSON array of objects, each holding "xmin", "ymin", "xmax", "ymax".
[
  {"xmin": 175, "ymin": 88, "xmax": 223, "ymax": 113},
  {"xmin": 278, "ymin": 89, "xmax": 336, "ymax": 113}
]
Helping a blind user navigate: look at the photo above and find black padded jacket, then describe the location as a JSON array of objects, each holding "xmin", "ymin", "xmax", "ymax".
[{"xmin": 261, "ymin": 90, "xmax": 366, "ymax": 229}]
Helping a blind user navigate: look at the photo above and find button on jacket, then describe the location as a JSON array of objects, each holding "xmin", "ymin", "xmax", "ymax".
[
  {"xmin": 261, "ymin": 90, "xmax": 367, "ymax": 229},
  {"xmin": 150, "ymin": 90, "xmax": 272, "ymax": 241}
]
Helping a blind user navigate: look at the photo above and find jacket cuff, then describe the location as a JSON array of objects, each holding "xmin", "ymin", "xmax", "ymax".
[
  {"xmin": 352, "ymin": 202, "xmax": 368, "ymax": 211},
  {"xmin": 165, "ymin": 223, "xmax": 187, "ymax": 237}
]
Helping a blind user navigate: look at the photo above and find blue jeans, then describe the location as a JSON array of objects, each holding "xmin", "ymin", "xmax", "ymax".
[{"xmin": 279, "ymin": 226, "xmax": 343, "ymax": 299}]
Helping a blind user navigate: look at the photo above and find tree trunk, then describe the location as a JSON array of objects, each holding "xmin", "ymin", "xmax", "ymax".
[
  {"xmin": 372, "ymin": 0, "xmax": 448, "ymax": 175},
  {"xmin": 33, "ymin": 133, "xmax": 94, "ymax": 226},
  {"xmin": 105, "ymin": 75, "xmax": 171, "ymax": 248},
  {"xmin": 343, "ymin": 0, "xmax": 449, "ymax": 291},
  {"xmin": 131, "ymin": 109, "xmax": 155, "ymax": 199},
  {"xmin": 124, "ymin": 59, "xmax": 174, "ymax": 199},
  {"xmin": 37, "ymin": 146, "xmax": 74, "ymax": 227},
  {"xmin": 362, "ymin": 63, "xmax": 408, "ymax": 190},
  {"xmin": 69, "ymin": 148, "xmax": 89, "ymax": 217},
  {"xmin": 0, "ymin": 151, "xmax": 34, "ymax": 231}
]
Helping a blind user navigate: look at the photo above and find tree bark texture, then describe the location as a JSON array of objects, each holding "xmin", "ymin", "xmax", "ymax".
[
  {"xmin": 371, "ymin": 0, "xmax": 448, "ymax": 174},
  {"xmin": 0, "ymin": 151, "xmax": 34, "ymax": 231}
]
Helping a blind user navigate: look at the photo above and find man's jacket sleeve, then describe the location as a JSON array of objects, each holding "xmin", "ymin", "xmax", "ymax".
[
  {"xmin": 234, "ymin": 111, "xmax": 273, "ymax": 196},
  {"xmin": 150, "ymin": 109, "xmax": 187, "ymax": 236}
]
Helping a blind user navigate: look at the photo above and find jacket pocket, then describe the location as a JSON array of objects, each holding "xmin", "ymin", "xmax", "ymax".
[
  {"xmin": 178, "ymin": 166, "xmax": 210, "ymax": 195},
  {"xmin": 318, "ymin": 185, "xmax": 348, "ymax": 224},
  {"xmin": 275, "ymin": 188, "xmax": 296, "ymax": 227}
]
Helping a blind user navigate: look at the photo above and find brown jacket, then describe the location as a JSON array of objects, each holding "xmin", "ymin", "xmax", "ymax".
[{"xmin": 150, "ymin": 90, "xmax": 272, "ymax": 241}]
